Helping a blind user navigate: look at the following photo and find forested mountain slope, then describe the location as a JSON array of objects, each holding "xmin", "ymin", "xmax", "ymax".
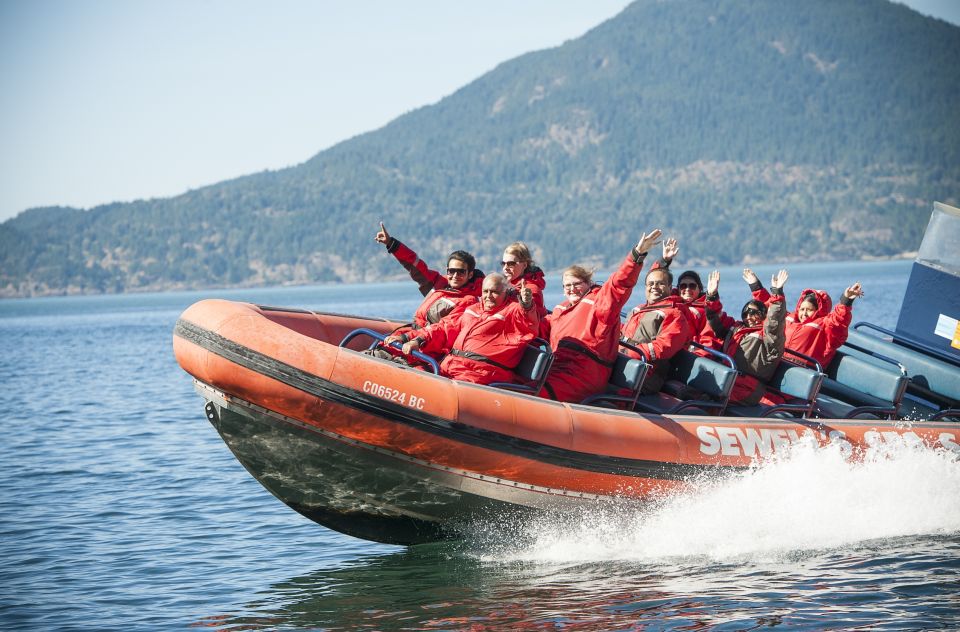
[{"xmin": 2, "ymin": 0, "xmax": 958, "ymax": 296}]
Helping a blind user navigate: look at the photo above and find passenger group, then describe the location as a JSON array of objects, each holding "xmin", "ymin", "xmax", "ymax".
[{"xmin": 372, "ymin": 222, "xmax": 864, "ymax": 408}]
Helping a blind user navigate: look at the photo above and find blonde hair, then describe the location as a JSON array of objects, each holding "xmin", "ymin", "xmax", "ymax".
[
  {"xmin": 562, "ymin": 265, "xmax": 594, "ymax": 286},
  {"xmin": 504, "ymin": 241, "xmax": 535, "ymax": 266}
]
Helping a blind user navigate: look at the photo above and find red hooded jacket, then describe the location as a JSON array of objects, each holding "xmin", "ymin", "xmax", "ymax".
[{"xmin": 783, "ymin": 288, "xmax": 853, "ymax": 367}]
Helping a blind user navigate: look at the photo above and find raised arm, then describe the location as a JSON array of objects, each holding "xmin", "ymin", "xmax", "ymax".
[
  {"xmin": 763, "ymin": 269, "xmax": 788, "ymax": 343},
  {"xmin": 375, "ymin": 221, "xmax": 445, "ymax": 295}
]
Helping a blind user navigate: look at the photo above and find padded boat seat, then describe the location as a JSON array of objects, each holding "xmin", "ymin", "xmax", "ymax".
[
  {"xmin": 847, "ymin": 329, "xmax": 960, "ymax": 421},
  {"xmin": 489, "ymin": 338, "xmax": 554, "ymax": 395},
  {"xmin": 815, "ymin": 348, "xmax": 909, "ymax": 419},
  {"xmin": 581, "ymin": 354, "xmax": 650, "ymax": 409},
  {"xmin": 727, "ymin": 360, "xmax": 825, "ymax": 418},
  {"xmin": 634, "ymin": 350, "xmax": 736, "ymax": 415}
]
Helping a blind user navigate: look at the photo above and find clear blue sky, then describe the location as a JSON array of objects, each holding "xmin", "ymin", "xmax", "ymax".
[{"xmin": 1, "ymin": 0, "xmax": 956, "ymax": 222}]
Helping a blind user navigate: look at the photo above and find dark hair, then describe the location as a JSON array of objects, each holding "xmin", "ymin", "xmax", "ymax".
[
  {"xmin": 448, "ymin": 250, "xmax": 476, "ymax": 271},
  {"xmin": 741, "ymin": 300, "xmax": 767, "ymax": 321},
  {"xmin": 646, "ymin": 267, "xmax": 673, "ymax": 284},
  {"xmin": 678, "ymin": 270, "xmax": 703, "ymax": 290},
  {"xmin": 802, "ymin": 292, "xmax": 818, "ymax": 308}
]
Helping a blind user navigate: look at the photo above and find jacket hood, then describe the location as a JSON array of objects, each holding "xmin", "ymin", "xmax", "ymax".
[
  {"xmin": 793, "ymin": 288, "xmax": 832, "ymax": 320},
  {"xmin": 517, "ymin": 267, "xmax": 546, "ymax": 291}
]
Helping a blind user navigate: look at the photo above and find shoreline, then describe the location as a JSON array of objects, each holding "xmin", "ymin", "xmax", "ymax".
[{"xmin": 0, "ymin": 253, "xmax": 918, "ymax": 300}]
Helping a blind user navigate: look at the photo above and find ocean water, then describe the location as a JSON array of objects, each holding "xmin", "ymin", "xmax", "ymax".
[{"xmin": 2, "ymin": 259, "xmax": 959, "ymax": 630}]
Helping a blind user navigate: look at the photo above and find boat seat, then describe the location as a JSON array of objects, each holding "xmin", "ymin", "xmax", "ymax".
[
  {"xmin": 581, "ymin": 353, "xmax": 650, "ymax": 409},
  {"xmin": 634, "ymin": 349, "xmax": 737, "ymax": 415},
  {"xmin": 814, "ymin": 347, "xmax": 909, "ymax": 419},
  {"xmin": 489, "ymin": 338, "xmax": 554, "ymax": 395},
  {"xmin": 847, "ymin": 328, "xmax": 960, "ymax": 421},
  {"xmin": 726, "ymin": 360, "xmax": 825, "ymax": 418}
]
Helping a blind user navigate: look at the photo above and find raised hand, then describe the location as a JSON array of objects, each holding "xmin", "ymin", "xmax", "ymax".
[
  {"xmin": 844, "ymin": 282, "xmax": 864, "ymax": 300},
  {"xmin": 707, "ymin": 270, "xmax": 720, "ymax": 295},
  {"xmin": 771, "ymin": 269, "xmax": 789, "ymax": 289},
  {"xmin": 375, "ymin": 221, "xmax": 391, "ymax": 246},
  {"xmin": 636, "ymin": 229, "xmax": 663, "ymax": 255},
  {"xmin": 742, "ymin": 268, "xmax": 758, "ymax": 285},
  {"xmin": 662, "ymin": 237, "xmax": 679, "ymax": 261},
  {"xmin": 519, "ymin": 278, "xmax": 533, "ymax": 309}
]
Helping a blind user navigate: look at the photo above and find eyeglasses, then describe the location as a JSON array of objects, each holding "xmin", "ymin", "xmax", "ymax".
[
  {"xmin": 446, "ymin": 268, "xmax": 469, "ymax": 276},
  {"xmin": 562, "ymin": 281, "xmax": 586, "ymax": 290},
  {"xmin": 678, "ymin": 282, "xmax": 700, "ymax": 290},
  {"xmin": 646, "ymin": 280, "xmax": 669, "ymax": 288},
  {"xmin": 501, "ymin": 260, "xmax": 520, "ymax": 267}
]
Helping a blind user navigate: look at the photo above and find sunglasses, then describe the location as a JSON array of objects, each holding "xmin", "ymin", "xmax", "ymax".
[
  {"xmin": 501, "ymin": 260, "xmax": 520, "ymax": 267},
  {"xmin": 446, "ymin": 268, "xmax": 469, "ymax": 276},
  {"xmin": 744, "ymin": 308, "xmax": 765, "ymax": 317},
  {"xmin": 678, "ymin": 282, "xmax": 700, "ymax": 290}
]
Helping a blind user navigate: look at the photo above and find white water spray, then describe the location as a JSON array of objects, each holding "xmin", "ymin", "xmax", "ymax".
[{"xmin": 485, "ymin": 438, "xmax": 960, "ymax": 563}]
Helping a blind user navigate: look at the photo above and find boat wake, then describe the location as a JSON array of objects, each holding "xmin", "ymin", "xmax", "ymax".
[{"xmin": 473, "ymin": 438, "xmax": 960, "ymax": 563}]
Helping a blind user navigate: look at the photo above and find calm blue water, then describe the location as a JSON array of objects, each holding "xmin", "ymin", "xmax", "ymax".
[{"xmin": 2, "ymin": 259, "xmax": 959, "ymax": 630}]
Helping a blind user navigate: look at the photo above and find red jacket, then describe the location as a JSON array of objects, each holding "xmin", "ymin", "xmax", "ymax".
[
  {"xmin": 416, "ymin": 298, "xmax": 540, "ymax": 385},
  {"xmin": 622, "ymin": 295, "xmax": 695, "ymax": 363},
  {"xmin": 387, "ymin": 239, "xmax": 484, "ymax": 327},
  {"xmin": 783, "ymin": 288, "xmax": 853, "ymax": 367},
  {"xmin": 539, "ymin": 251, "xmax": 645, "ymax": 402},
  {"xmin": 510, "ymin": 266, "xmax": 549, "ymax": 322}
]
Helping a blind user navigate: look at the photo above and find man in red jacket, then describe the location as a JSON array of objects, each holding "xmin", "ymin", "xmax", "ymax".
[
  {"xmin": 538, "ymin": 229, "xmax": 663, "ymax": 403},
  {"xmin": 375, "ymin": 222, "xmax": 484, "ymax": 327},
  {"xmin": 621, "ymin": 266, "xmax": 696, "ymax": 394},
  {"xmin": 396, "ymin": 274, "xmax": 538, "ymax": 386},
  {"xmin": 372, "ymin": 222, "xmax": 484, "ymax": 364}
]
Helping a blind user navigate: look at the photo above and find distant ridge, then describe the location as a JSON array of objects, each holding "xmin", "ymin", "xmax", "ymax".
[{"xmin": 2, "ymin": 0, "xmax": 958, "ymax": 297}]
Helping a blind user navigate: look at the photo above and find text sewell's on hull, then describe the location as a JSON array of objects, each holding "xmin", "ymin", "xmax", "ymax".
[{"xmin": 173, "ymin": 286, "xmax": 960, "ymax": 545}]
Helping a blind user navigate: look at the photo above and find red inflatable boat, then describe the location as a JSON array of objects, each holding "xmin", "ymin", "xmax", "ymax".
[{"xmin": 173, "ymin": 297, "xmax": 959, "ymax": 545}]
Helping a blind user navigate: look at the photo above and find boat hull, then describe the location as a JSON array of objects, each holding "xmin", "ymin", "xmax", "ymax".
[
  {"xmin": 174, "ymin": 300, "xmax": 960, "ymax": 545},
  {"xmin": 200, "ymin": 382, "xmax": 659, "ymax": 544}
]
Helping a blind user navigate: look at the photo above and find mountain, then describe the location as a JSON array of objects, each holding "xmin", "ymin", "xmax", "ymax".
[{"xmin": 2, "ymin": 0, "xmax": 958, "ymax": 297}]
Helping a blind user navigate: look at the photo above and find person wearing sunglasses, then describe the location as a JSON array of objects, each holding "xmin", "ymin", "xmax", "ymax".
[
  {"xmin": 621, "ymin": 260, "xmax": 697, "ymax": 396},
  {"xmin": 705, "ymin": 268, "xmax": 790, "ymax": 406},
  {"xmin": 500, "ymin": 241, "xmax": 548, "ymax": 326},
  {"xmin": 372, "ymin": 221, "xmax": 484, "ymax": 363},
  {"xmin": 535, "ymin": 229, "xmax": 663, "ymax": 403}
]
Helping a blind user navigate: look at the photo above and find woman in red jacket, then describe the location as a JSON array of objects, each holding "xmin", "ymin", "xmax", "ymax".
[
  {"xmin": 784, "ymin": 284, "xmax": 864, "ymax": 367},
  {"xmin": 538, "ymin": 229, "xmax": 663, "ymax": 403},
  {"xmin": 500, "ymin": 241, "xmax": 548, "ymax": 323},
  {"xmin": 653, "ymin": 237, "xmax": 726, "ymax": 354},
  {"xmin": 705, "ymin": 269, "xmax": 789, "ymax": 406}
]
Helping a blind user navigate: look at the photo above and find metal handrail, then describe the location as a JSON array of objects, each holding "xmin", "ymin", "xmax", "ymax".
[
  {"xmin": 339, "ymin": 328, "xmax": 441, "ymax": 375},
  {"xmin": 782, "ymin": 347, "xmax": 824, "ymax": 374},
  {"xmin": 688, "ymin": 341, "xmax": 737, "ymax": 370},
  {"xmin": 854, "ymin": 321, "xmax": 960, "ymax": 367}
]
